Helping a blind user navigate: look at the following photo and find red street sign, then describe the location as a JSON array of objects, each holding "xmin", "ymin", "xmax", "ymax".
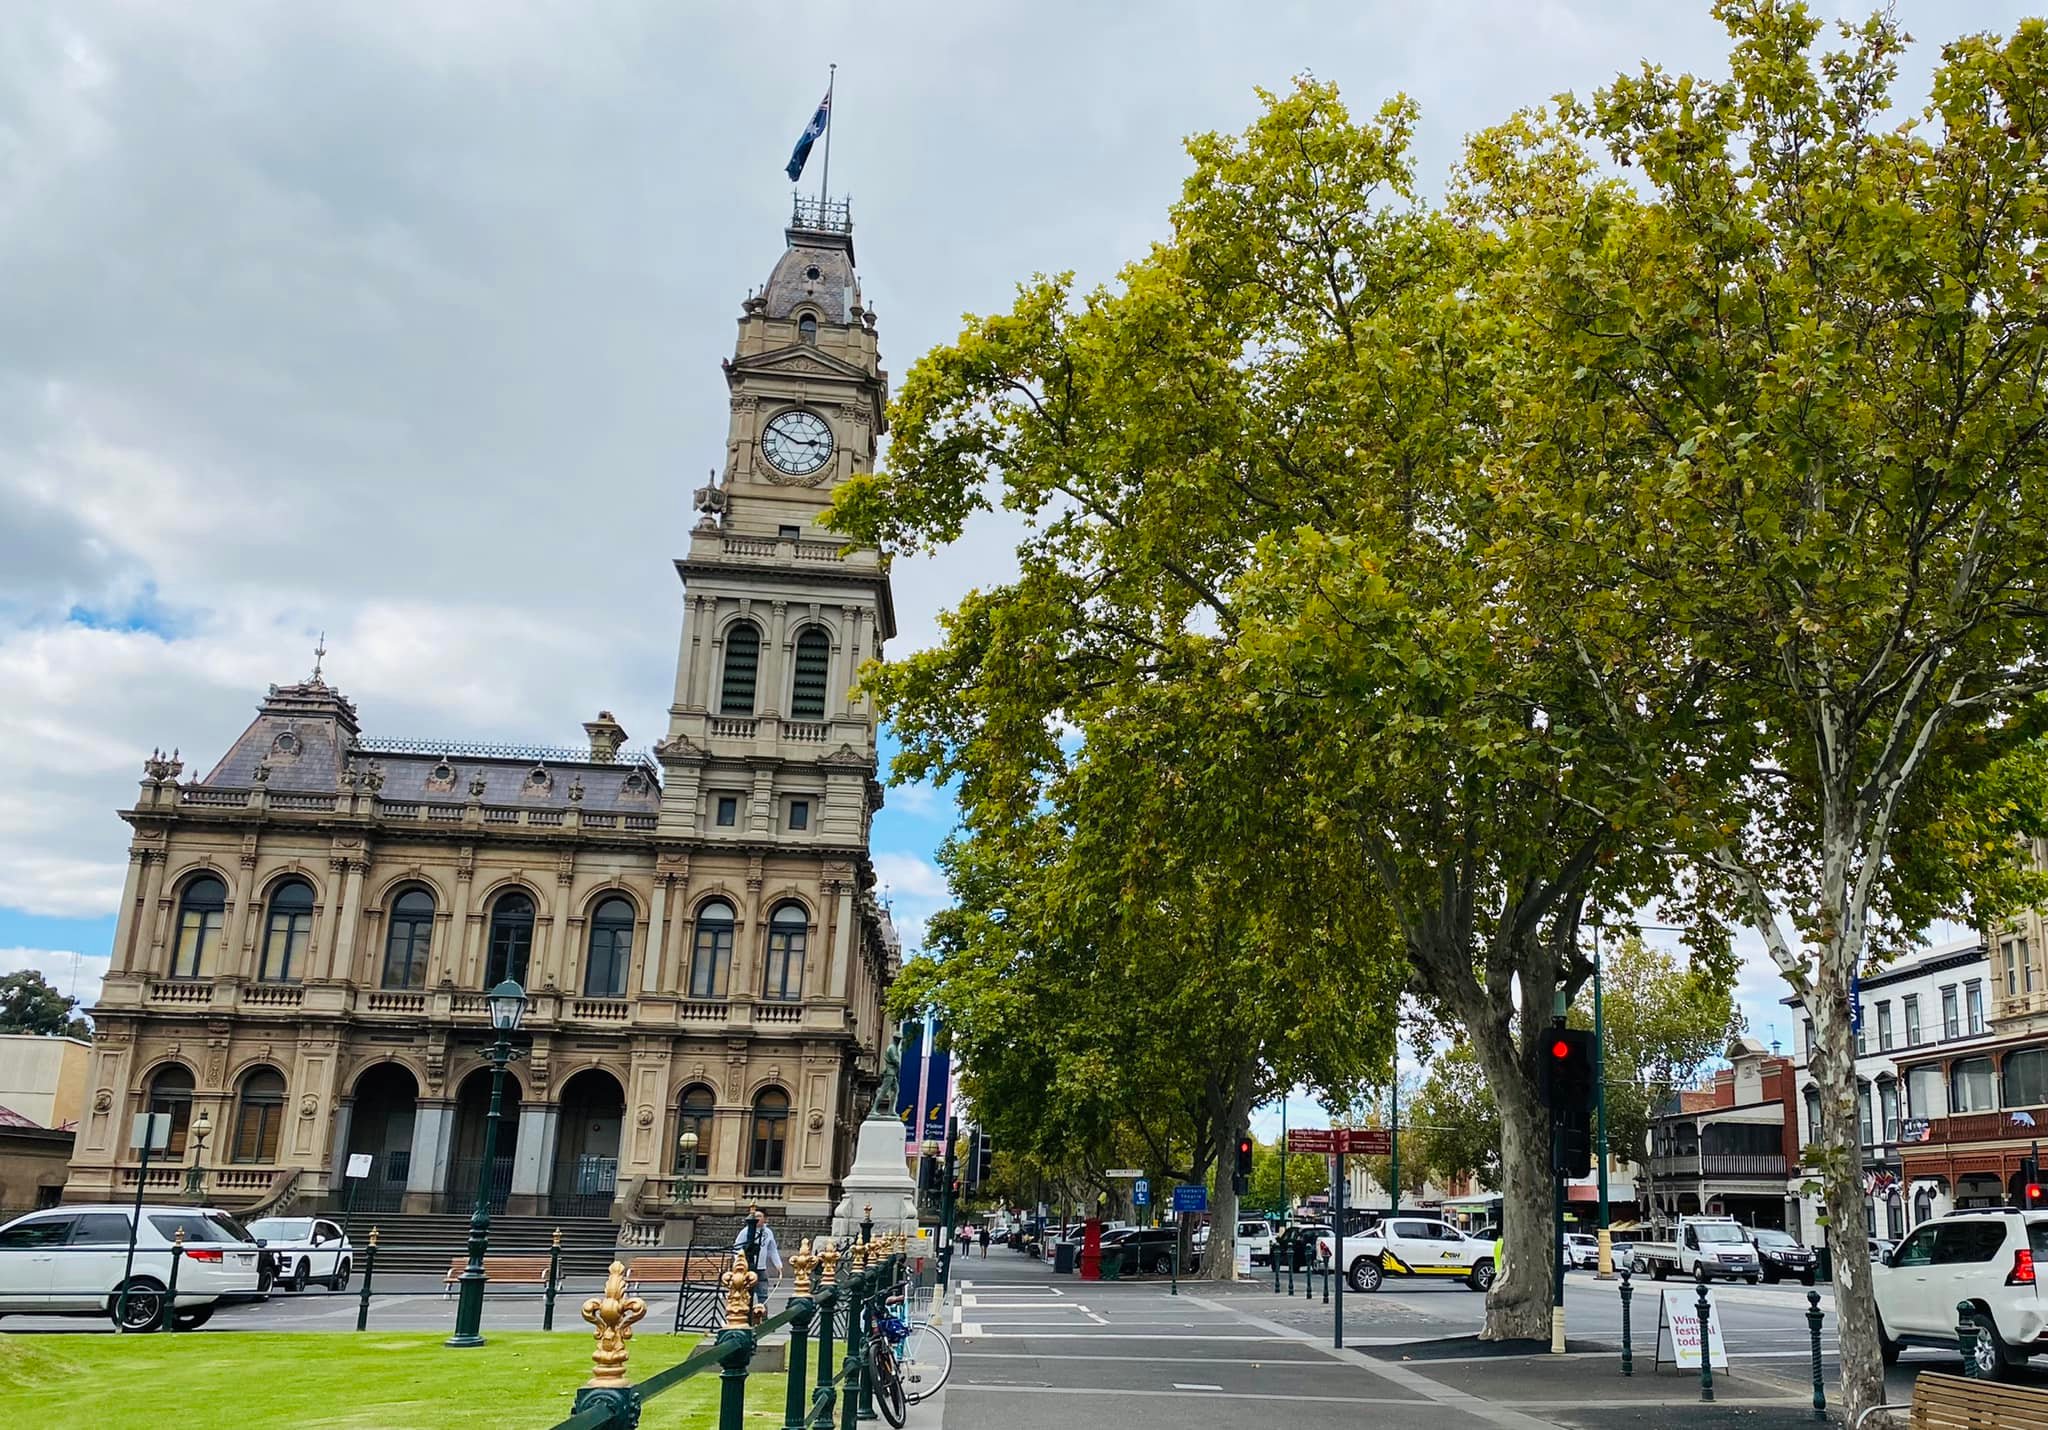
[
  {"xmin": 1286, "ymin": 1127, "xmax": 1391, "ymax": 1156},
  {"xmin": 1286, "ymin": 1129, "xmax": 1339, "ymax": 1153}
]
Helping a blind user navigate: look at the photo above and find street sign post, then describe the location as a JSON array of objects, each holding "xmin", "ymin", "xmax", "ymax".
[{"xmin": 1133, "ymin": 1178, "xmax": 1150, "ymax": 1207}]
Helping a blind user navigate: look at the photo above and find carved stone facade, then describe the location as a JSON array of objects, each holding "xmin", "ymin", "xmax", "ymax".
[{"xmin": 67, "ymin": 204, "xmax": 901, "ymax": 1223}]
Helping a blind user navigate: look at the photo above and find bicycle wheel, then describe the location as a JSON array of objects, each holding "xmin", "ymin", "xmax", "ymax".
[
  {"xmin": 898, "ymin": 1323, "xmax": 953, "ymax": 1403},
  {"xmin": 870, "ymin": 1342, "xmax": 908, "ymax": 1428}
]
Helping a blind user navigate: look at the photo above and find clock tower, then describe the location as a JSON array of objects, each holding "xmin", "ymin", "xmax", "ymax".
[{"xmin": 653, "ymin": 194, "xmax": 896, "ymax": 1051}]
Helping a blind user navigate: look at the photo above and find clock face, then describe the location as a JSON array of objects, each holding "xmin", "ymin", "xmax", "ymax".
[{"xmin": 761, "ymin": 409, "xmax": 834, "ymax": 478}]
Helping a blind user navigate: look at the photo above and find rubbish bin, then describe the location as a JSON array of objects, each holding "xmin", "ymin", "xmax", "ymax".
[{"xmin": 1054, "ymin": 1242, "xmax": 1077, "ymax": 1274}]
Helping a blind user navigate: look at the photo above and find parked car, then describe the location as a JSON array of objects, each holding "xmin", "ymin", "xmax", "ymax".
[
  {"xmin": 247, "ymin": 1216, "xmax": 355, "ymax": 1292},
  {"xmin": 1746, "ymin": 1228, "xmax": 1817, "ymax": 1285},
  {"xmin": 1321, "ymin": 1216, "xmax": 1497, "ymax": 1293},
  {"xmin": 1629, "ymin": 1216, "xmax": 1762, "ymax": 1283},
  {"xmin": 0, "ymin": 1204, "xmax": 265, "ymax": 1330},
  {"xmin": 1873, "ymin": 1209, "xmax": 2048, "ymax": 1378},
  {"xmin": 1270, "ymin": 1223, "xmax": 1332, "ymax": 1272},
  {"xmin": 1869, "ymin": 1237, "xmax": 1898, "ymax": 1263},
  {"xmin": 1564, "ymin": 1234, "xmax": 1600, "ymax": 1270}
]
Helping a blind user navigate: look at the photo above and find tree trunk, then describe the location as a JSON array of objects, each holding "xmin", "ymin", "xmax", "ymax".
[
  {"xmin": 1471, "ymin": 1037, "xmax": 1555, "ymax": 1340},
  {"xmin": 1811, "ymin": 954, "xmax": 1883, "ymax": 1419},
  {"xmin": 1199, "ymin": 1077, "xmax": 1258, "ymax": 1280}
]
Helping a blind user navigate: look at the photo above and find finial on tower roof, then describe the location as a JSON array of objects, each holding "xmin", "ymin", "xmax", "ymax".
[{"xmin": 312, "ymin": 631, "xmax": 327, "ymax": 683}]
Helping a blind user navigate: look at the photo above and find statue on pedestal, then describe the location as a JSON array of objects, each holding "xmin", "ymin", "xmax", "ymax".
[{"xmin": 869, "ymin": 1028, "xmax": 903, "ymax": 1119}]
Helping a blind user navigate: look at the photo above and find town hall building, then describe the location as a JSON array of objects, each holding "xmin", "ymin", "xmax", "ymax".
[{"xmin": 64, "ymin": 196, "xmax": 903, "ymax": 1239}]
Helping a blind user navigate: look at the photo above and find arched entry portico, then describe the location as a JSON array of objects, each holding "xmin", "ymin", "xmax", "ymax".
[
  {"xmin": 551, "ymin": 1069, "xmax": 625, "ymax": 1217},
  {"xmin": 444, "ymin": 1067, "xmax": 522, "ymax": 1214},
  {"xmin": 343, "ymin": 1063, "xmax": 418, "ymax": 1214}
]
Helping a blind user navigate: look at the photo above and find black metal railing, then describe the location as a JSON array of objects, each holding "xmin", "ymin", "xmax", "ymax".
[
  {"xmin": 443, "ymin": 1156, "xmax": 514, "ymax": 1214},
  {"xmin": 549, "ymin": 1156, "xmax": 619, "ymax": 1218}
]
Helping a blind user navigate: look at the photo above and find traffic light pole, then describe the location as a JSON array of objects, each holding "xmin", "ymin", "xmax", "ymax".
[
  {"xmin": 939, "ymin": 1114, "xmax": 959, "ymax": 1289},
  {"xmin": 1594, "ymin": 928, "xmax": 1613, "ymax": 1278}
]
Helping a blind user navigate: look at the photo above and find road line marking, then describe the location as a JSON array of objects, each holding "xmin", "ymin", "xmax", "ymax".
[
  {"xmin": 1172, "ymin": 1383, "xmax": 1224, "ymax": 1391},
  {"xmin": 961, "ymin": 1322, "xmax": 983, "ymax": 1338},
  {"xmin": 947, "ymin": 1386, "xmax": 1427, "ymax": 1405},
  {"xmin": 942, "ymin": 1332, "xmax": 1297, "ymax": 1340},
  {"xmin": 955, "ymin": 1352, "xmax": 1333, "ymax": 1365}
]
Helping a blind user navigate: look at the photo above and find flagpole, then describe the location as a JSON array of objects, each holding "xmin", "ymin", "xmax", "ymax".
[{"xmin": 818, "ymin": 63, "xmax": 837, "ymax": 208}]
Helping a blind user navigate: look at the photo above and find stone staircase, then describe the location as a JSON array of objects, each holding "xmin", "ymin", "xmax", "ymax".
[{"xmin": 348, "ymin": 1213, "xmax": 622, "ymax": 1276}]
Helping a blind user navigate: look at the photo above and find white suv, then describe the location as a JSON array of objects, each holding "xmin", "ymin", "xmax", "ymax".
[
  {"xmin": 0, "ymin": 1204, "xmax": 266, "ymax": 1331},
  {"xmin": 1873, "ymin": 1209, "xmax": 2047, "ymax": 1378}
]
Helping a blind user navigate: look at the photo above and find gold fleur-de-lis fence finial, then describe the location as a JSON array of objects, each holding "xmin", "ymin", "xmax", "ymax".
[
  {"xmin": 721, "ymin": 1250, "xmax": 759, "ymax": 1330},
  {"xmin": 818, "ymin": 1237, "xmax": 842, "ymax": 1287},
  {"xmin": 581, "ymin": 1260, "xmax": 648, "ymax": 1388},
  {"xmin": 791, "ymin": 1236, "xmax": 818, "ymax": 1297}
]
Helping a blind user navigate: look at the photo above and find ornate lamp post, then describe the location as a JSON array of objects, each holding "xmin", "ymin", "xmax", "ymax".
[
  {"xmin": 184, "ymin": 1108, "xmax": 213, "ymax": 1200},
  {"xmin": 675, "ymin": 1130, "xmax": 700, "ymax": 1205},
  {"xmin": 447, "ymin": 979, "xmax": 527, "ymax": 1348}
]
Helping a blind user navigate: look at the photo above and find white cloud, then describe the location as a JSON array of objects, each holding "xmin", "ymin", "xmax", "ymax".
[
  {"xmin": 872, "ymin": 852, "xmax": 950, "ymax": 905},
  {"xmin": 1, "ymin": 945, "xmax": 110, "ymax": 1014}
]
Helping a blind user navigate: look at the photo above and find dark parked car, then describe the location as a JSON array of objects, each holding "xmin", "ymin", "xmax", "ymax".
[
  {"xmin": 1748, "ymin": 1228, "xmax": 1817, "ymax": 1285},
  {"xmin": 1106, "ymin": 1228, "xmax": 1193, "ymax": 1277},
  {"xmin": 1270, "ymin": 1224, "xmax": 1332, "ymax": 1271}
]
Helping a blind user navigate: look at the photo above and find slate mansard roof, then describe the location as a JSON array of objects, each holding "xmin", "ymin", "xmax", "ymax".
[{"xmin": 190, "ymin": 675, "xmax": 661, "ymax": 815}]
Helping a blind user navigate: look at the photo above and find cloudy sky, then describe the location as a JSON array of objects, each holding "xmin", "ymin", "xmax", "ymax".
[{"xmin": 1, "ymin": 1, "xmax": 2021, "ymax": 1131}]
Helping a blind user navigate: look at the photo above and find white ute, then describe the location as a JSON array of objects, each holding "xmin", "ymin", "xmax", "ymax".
[
  {"xmin": 1628, "ymin": 1215, "xmax": 1762, "ymax": 1283},
  {"xmin": 1319, "ymin": 1215, "xmax": 1497, "ymax": 1293}
]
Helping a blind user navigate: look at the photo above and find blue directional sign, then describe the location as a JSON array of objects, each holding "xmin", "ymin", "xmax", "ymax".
[
  {"xmin": 1171, "ymin": 1184, "xmax": 1207, "ymax": 1213},
  {"xmin": 1133, "ymin": 1178, "xmax": 1151, "ymax": 1206}
]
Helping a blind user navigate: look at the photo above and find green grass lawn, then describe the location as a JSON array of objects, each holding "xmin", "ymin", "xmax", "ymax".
[{"xmin": 0, "ymin": 1332, "xmax": 790, "ymax": 1429}]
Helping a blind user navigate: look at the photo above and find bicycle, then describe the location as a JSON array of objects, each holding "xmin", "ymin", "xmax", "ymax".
[{"xmin": 868, "ymin": 1283, "xmax": 952, "ymax": 1420}]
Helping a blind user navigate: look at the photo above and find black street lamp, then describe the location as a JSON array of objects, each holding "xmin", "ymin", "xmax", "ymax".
[
  {"xmin": 675, "ymin": 1130, "xmax": 700, "ymax": 1205},
  {"xmin": 184, "ymin": 1108, "xmax": 213, "ymax": 1200},
  {"xmin": 447, "ymin": 979, "xmax": 527, "ymax": 1348}
]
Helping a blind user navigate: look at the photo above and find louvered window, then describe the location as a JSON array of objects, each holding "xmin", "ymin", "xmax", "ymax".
[
  {"xmin": 720, "ymin": 622, "xmax": 761, "ymax": 713},
  {"xmin": 790, "ymin": 628, "xmax": 830, "ymax": 719}
]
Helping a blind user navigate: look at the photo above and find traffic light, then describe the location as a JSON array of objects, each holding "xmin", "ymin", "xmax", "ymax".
[
  {"xmin": 1539, "ymin": 1028, "xmax": 1598, "ymax": 1113},
  {"xmin": 976, "ymin": 1129, "xmax": 994, "ymax": 1188},
  {"xmin": 1233, "ymin": 1135, "xmax": 1254, "ymax": 1196},
  {"xmin": 1543, "ymin": 1028, "xmax": 1598, "ymax": 1180},
  {"xmin": 2021, "ymin": 1154, "xmax": 2041, "ymax": 1208}
]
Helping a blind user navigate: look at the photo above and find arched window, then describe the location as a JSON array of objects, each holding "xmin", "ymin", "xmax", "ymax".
[
  {"xmin": 1856, "ymin": 1080, "xmax": 1873, "ymax": 1146},
  {"xmin": 689, "ymin": 900, "xmax": 735, "ymax": 999},
  {"xmin": 485, "ymin": 891, "xmax": 535, "ymax": 987},
  {"xmin": 2002, "ymin": 1048, "xmax": 2048, "ymax": 1110},
  {"xmin": 584, "ymin": 896, "xmax": 634, "ymax": 998},
  {"xmin": 148, "ymin": 1064, "xmax": 195, "ymax": 1158},
  {"xmin": 790, "ymin": 627, "xmax": 831, "ymax": 720},
  {"xmin": 1913, "ymin": 1186, "xmax": 1934, "ymax": 1226},
  {"xmin": 1952, "ymin": 1056, "xmax": 1997, "ymax": 1113},
  {"xmin": 797, "ymin": 314, "xmax": 818, "ymax": 344},
  {"xmin": 1802, "ymin": 1087, "xmax": 1822, "ymax": 1143},
  {"xmin": 675, "ymin": 1084, "xmax": 714, "ymax": 1175},
  {"xmin": 172, "ymin": 875, "xmax": 226, "ymax": 979},
  {"xmin": 763, "ymin": 903, "xmax": 806, "ymax": 1002},
  {"xmin": 231, "ymin": 1068, "xmax": 286, "ymax": 1164},
  {"xmin": 720, "ymin": 622, "xmax": 761, "ymax": 715},
  {"xmin": 749, "ymin": 1088, "xmax": 790, "ymax": 1177},
  {"xmin": 382, "ymin": 888, "xmax": 434, "ymax": 990},
  {"xmin": 1877, "ymin": 1077, "xmax": 1900, "ymax": 1145},
  {"xmin": 259, "ymin": 879, "xmax": 314, "ymax": 982}
]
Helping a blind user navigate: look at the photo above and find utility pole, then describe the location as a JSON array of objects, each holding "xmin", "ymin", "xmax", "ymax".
[
  {"xmin": 1594, "ymin": 923, "xmax": 1613, "ymax": 1277},
  {"xmin": 1389, "ymin": 1070, "xmax": 1401, "ymax": 1216},
  {"xmin": 938, "ymin": 1113, "xmax": 959, "ymax": 1288}
]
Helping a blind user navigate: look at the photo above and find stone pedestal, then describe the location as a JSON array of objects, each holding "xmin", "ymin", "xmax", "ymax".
[{"xmin": 831, "ymin": 1115, "xmax": 917, "ymax": 1242}]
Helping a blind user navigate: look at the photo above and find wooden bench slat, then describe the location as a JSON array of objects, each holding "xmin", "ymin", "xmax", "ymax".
[{"xmin": 1911, "ymin": 1370, "xmax": 2048, "ymax": 1430}]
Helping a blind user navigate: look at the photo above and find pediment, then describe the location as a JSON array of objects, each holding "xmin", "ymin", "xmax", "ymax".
[{"xmin": 732, "ymin": 344, "xmax": 872, "ymax": 383}]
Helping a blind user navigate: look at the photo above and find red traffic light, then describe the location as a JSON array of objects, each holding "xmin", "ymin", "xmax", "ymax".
[
  {"xmin": 1238, "ymin": 1138, "xmax": 1253, "ymax": 1155},
  {"xmin": 1551, "ymin": 1039, "xmax": 1571, "ymax": 1059},
  {"xmin": 2030, "ymin": 1184, "xmax": 2043, "ymax": 1202}
]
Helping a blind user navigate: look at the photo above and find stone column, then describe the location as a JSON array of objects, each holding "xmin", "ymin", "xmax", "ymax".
[
  {"xmin": 509, "ymin": 1104, "xmax": 560, "ymax": 1201},
  {"xmin": 324, "ymin": 857, "xmax": 369, "ymax": 982},
  {"xmin": 767, "ymin": 600, "xmax": 789, "ymax": 714},
  {"xmin": 641, "ymin": 876, "xmax": 669, "ymax": 997},
  {"xmin": 112, "ymin": 849, "xmax": 149, "ymax": 976},
  {"xmin": 137, "ymin": 851, "xmax": 171, "ymax": 976},
  {"xmin": 405, "ymin": 1100, "xmax": 457, "ymax": 1206},
  {"xmin": 225, "ymin": 844, "xmax": 263, "ymax": 980},
  {"xmin": 329, "ymin": 1100, "xmax": 356, "ymax": 1184},
  {"xmin": 450, "ymin": 852, "xmax": 481, "ymax": 987},
  {"xmin": 829, "ymin": 883, "xmax": 855, "ymax": 1000}
]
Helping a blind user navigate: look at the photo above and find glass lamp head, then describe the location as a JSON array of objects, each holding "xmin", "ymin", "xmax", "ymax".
[{"xmin": 486, "ymin": 979, "xmax": 528, "ymax": 1031}]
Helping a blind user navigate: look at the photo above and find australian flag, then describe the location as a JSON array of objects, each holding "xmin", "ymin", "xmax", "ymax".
[{"xmin": 785, "ymin": 90, "xmax": 831, "ymax": 182}]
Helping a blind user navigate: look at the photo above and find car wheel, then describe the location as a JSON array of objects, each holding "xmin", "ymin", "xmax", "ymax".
[
  {"xmin": 112, "ymin": 1279, "xmax": 166, "ymax": 1332},
  {"xmin": 1469, "ymin": 1261, "xmax": 1495, "ymax": 1293},
  {"xmin": 1762, "ymin": 1268, "xmax": 1779, "ymax": 1284},
  {"xmin": 174, "ymin": 1307, "xmax": 215, "ymax": 1331},
  {"xmin": 1878, "ymin": 1315, "xmax": 1901, "ymax": 1366},
  {"xmin": 1152, "ymin": 1255, "xmax": 1171, "ymax": 1277},
  {"xmin": 1966, "ymin": 1309, "xmax": 2016, "ymax": 1380},
  {"xmin": 290, "ymin": 1259, "xmax": 310, "ymax": 1292},
  {"xmin": 1349, "ymin": 1258, "xmax": 1382, "ymax": 1293},
  {"xmin": 329, "ymin": 1259, "xmax": 351, "ymax": 1293},
  {"xmin": 1744, "ymin": 1275, "xmax": 1760, "ymax": 1285},
  {"xmin": 1799, "ymin": 1270, "xmax": 1816, "ymax": 1287},
  {"xmin": 1652, "ymin": 1261, "xmax": 1668, "ymax": 1281}
]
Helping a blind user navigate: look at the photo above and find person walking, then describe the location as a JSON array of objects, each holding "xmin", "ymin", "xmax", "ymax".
[
  {"xmin": 734, "ymin": 1205, "xmax": 784, "ymax": 1311},
  {"xmin": 978, "ymin": 1223, "xmax": 991, "ymax": 1259}
]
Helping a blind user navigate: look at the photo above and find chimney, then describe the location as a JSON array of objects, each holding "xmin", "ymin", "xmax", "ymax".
[{"xmin": 583, "ymin": 711, "xmax": 627, "ymax": 763}]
